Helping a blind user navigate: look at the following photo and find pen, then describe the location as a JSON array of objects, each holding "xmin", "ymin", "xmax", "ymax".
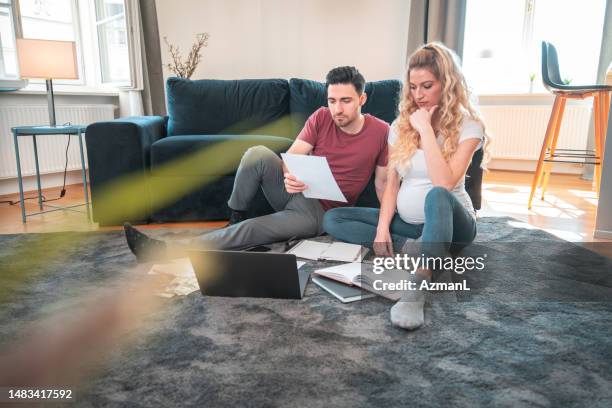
[{"xmin": 284, "ymin": 237, "xmax": 300, "ymax": 252}]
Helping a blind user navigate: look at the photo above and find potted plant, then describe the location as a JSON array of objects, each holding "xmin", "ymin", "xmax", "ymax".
[
  {"xmin": 163, "ymin": 33, "xmax": 211, "ymax": 79},
  {"xmin": 529, "ymin": 73, "xmax": 536, "ymax": 93}
]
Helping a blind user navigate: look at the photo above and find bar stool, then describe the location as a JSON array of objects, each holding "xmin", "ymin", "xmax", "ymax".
[{"xmin": 528, "ymin": 41, "xmax": 612, "ymax": 209}]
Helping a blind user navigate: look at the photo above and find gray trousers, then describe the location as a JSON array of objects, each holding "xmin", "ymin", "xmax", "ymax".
[{"xmin": 184, "ymin": 146, "xmax": 325, "ymax": 250}]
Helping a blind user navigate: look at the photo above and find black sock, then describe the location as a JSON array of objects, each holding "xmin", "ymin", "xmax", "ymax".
[
  {"xmin": 123, "ymin": 222, "xmax": 167, "ymax": 263},
  {"xmin": 227, "ymin": 209, "xmax": 248, "ymax": 226}
]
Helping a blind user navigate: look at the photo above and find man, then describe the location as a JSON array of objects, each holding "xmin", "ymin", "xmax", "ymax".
[{"xmin": 124, "ymin": 66, "xmax": 389, "ymax": 261}]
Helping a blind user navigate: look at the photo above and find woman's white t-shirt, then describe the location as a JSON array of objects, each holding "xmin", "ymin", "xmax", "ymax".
[{"xmin": 389, "ymin": 115, "xmax": 484, "ymax": 224}]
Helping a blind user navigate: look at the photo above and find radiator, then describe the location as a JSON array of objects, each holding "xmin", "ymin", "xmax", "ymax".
[
  {"xmin": 479, "ymin": 105, "xmax": 592, "ymax": 160},
  {"xmin": 0, "ymin": 104, "xmax": 115, "ymax": 179}
]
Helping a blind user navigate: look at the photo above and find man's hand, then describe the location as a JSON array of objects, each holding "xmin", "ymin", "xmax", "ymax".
[
  {"xmin": 284, "ymin": 173, "xmax": 307, "ymax": 194},
  {"xmin": 373, "ymin": 229, "xmax": 394, "ymax": 257}
]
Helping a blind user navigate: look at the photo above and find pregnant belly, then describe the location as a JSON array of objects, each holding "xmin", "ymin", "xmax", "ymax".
[{"xmin": 396, "ymin": 183, "xmax": 432, "ymax": 224}]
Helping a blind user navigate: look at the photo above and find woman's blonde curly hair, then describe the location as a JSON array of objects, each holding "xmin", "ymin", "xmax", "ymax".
[{"xmin": 390, "ymin": 42, "xmax": 491, "ymax": 169}]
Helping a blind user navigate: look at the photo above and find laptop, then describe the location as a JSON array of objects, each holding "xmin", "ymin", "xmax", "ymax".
[{"xmin": 188, "ymin": 249, "xmax": 310, "ymax": 299}]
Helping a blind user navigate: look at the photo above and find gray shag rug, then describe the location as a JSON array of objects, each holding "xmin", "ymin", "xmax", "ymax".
[{"xmin": 1, "ymin": 216, "xmax": 612, "ymax": 407}]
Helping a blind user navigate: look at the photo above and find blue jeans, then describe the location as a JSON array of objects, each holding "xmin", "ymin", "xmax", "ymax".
[{"xmin": 323, "ymin": 187, "xmax": 477, "ymax": 258}]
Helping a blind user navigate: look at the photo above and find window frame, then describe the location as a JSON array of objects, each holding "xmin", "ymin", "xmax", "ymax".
[
  {"xmin": 0, "ymin": 0, "xmax": 138, "ymax": 93},
  {"xmin": 0, "ymin": 0, "xmax": 22, "ymax": 84},
  {"xmin": 463, "ymin": 0, "xmax": 606, "ymax": 96},
  {"xmin": 92, "ymin": 0, "xmax": 132, "ymax": 87}
]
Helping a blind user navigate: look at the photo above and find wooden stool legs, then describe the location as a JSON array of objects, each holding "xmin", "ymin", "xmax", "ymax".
[
  {"xmin": 528, "ymin": 90, "xmax": 611, "ymax": 209},
  {"xmin": 528, "ymin": 96, "xmax": 564, "ymax": 209},
  {"xmin": 540, "ymin": 97, "xmax": 566, "ymax": 198}
]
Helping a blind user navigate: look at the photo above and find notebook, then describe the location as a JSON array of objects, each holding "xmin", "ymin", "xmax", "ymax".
[
  {"xmin": 286, "ymin": 240, "xmax": 367, "ymax": 262},
  {"xmin": 313, "ymin": 262, "xmax": 364, "ymax": 286},
  {"xmin": 312, "ymin": 276, "xmax": 376, "ymax": 303},
  {"xmin": 313, "ymin": 262, "xmax": 410, "ymax": 301}
]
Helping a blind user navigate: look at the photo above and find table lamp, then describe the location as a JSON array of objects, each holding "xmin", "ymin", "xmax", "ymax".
[{"xmin": 16, "ymin": 38, "xmax": 78, "ymax": 127}]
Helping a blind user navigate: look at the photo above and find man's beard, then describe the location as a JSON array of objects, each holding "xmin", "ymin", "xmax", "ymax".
[{"xmin": 333, "ymin": 115, "xmax": 355, "ymax": 128}]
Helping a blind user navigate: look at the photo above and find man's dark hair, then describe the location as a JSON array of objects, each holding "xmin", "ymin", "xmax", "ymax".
[{"xmin": 325, "ymin": 66, "xmax": 366, "ymax": 94}]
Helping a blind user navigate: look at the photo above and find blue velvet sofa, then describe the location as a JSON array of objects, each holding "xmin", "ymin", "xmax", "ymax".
[{"xmin": 85, "ymin": 77, "xmax": 483, "ymax": 226}]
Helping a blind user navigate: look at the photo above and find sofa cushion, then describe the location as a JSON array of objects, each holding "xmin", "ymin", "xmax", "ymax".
[
  {"xmin": 289, "ymin": 78, "xmax": 402, "ymax": 135},
  {"xmin": 166, "ymin": 78, "xmax": 291, "ymax": 137},
  {"xmin": 363, "ymin": 80, "xmax": 403, "ymax": 124},
  {"xmin": 150, "ymin": 135, "xmax": 293, "ymax": 177}
]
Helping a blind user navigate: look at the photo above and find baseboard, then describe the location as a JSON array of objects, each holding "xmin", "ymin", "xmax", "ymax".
[
  {"xmin": 0, "ymin": 170, "xmax": 87, "ymax": 196},
  {"xmin": 594, "ymin": 229, "xmax": 612, "ymax": 240}
]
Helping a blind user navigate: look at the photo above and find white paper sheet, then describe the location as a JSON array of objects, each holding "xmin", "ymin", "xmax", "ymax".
[
  {"xmin": 320, "ymin": 242, "xmax": 364, "ymax": 262},
  {"xmin": 281, "ymin": 153, "xmax": 347, "ymax": 202},
  {"xmin": 288, "ymin": 240, "xmax": 366, "ymax": 262},
  {"xmin": 148, "ymin": 257, "xmax": 199, "ymax": 298},
  {"xmin": 287, "ymin": 240, "xmax": 331, "ymax": 260}
]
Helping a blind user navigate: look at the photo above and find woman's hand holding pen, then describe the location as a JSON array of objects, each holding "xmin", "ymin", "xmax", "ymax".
[{"xmin": 373, "ymin": 228, "xmax": 394, "ymax": 257}]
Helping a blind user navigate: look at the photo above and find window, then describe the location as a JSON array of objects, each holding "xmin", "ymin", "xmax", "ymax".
[
  {"xmin": 0, "ymin": 0, "xmax": 18, "ymax": 79},
  {"xmin": 20, "ymin": 0, "xmax": 77, "ymax": 41},
  {"xmin": 0, "ymin": 0, "xmax": 137, "ymax": 90},
  {"xmin": 94, "ymin": 0, "xmax": 130, "ymax": 84},
  {"xmin": 462, "ymin": 0, "xmax": 606, "ymax": 95}
]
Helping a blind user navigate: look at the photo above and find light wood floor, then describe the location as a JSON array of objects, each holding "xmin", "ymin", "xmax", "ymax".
[{"xmin": 0, "ymin": 170, "xmax": 608, "ymax": 243}]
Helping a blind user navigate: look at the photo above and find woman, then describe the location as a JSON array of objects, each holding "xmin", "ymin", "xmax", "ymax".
[{"xmin": 323, "ymin": 42, "xmax": 490, "ymax": 330}]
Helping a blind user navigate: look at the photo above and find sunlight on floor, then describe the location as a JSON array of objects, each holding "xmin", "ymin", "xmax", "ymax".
[
  {"xmin": 538, "ymin": 228, "xmax": 588, "ymax": 242},
  {"xmin": 569, "ymin": 189, "xmax": 598, "ymax": 199},
  {"xmin": 568, "ymin": 189, "xmax": 599, "ymax": 206},
  {"xmin": 483, "ymin": 183, "xmax": 588, "ymax": 219},
  {"xmin": 481, "ymin": 172, "xmax": 602, "ymax": 242}
]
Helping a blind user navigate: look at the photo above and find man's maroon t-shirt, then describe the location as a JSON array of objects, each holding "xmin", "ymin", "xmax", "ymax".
[{"xmin": 297, "ymin": 107, "xmax": 389, "ymax": 211}]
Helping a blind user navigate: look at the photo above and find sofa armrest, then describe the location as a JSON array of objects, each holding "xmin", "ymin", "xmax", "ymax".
[{"xmin": 85, "ymin": 116, "xmax": 167, "ymax": 225}]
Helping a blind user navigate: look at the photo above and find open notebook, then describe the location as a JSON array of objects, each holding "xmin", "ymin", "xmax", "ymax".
[
  {"xmin": 313, "ymin": 262, "xmax": 364, "ymax": 286},
  {"xmin": 286, "ymin": 240, "xmax": 367, "ymax": 262},
  {"xmin": 313, "ymin": 263, "xmax": 411, "ymax": 301}
]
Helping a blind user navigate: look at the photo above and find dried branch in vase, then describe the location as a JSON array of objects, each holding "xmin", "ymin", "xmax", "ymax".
[{"xmin": 163, "ymin": 33, "xmax": 210, "ymax": 79}]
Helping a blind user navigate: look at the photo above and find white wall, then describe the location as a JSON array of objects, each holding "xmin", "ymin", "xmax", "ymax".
[{"xmin": 155, "ymin": 0, "xmax": 411, "ymax": 82}]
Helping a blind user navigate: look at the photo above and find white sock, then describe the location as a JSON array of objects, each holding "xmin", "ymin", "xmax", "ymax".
[{"xmin": 390, "ymin": 274, "xmax": 429, "ymax": 330}]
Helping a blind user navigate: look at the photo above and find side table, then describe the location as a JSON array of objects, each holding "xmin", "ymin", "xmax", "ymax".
[{"xmin": 12, "ymin": 125, "xmax": 90, "ymax": 223}]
